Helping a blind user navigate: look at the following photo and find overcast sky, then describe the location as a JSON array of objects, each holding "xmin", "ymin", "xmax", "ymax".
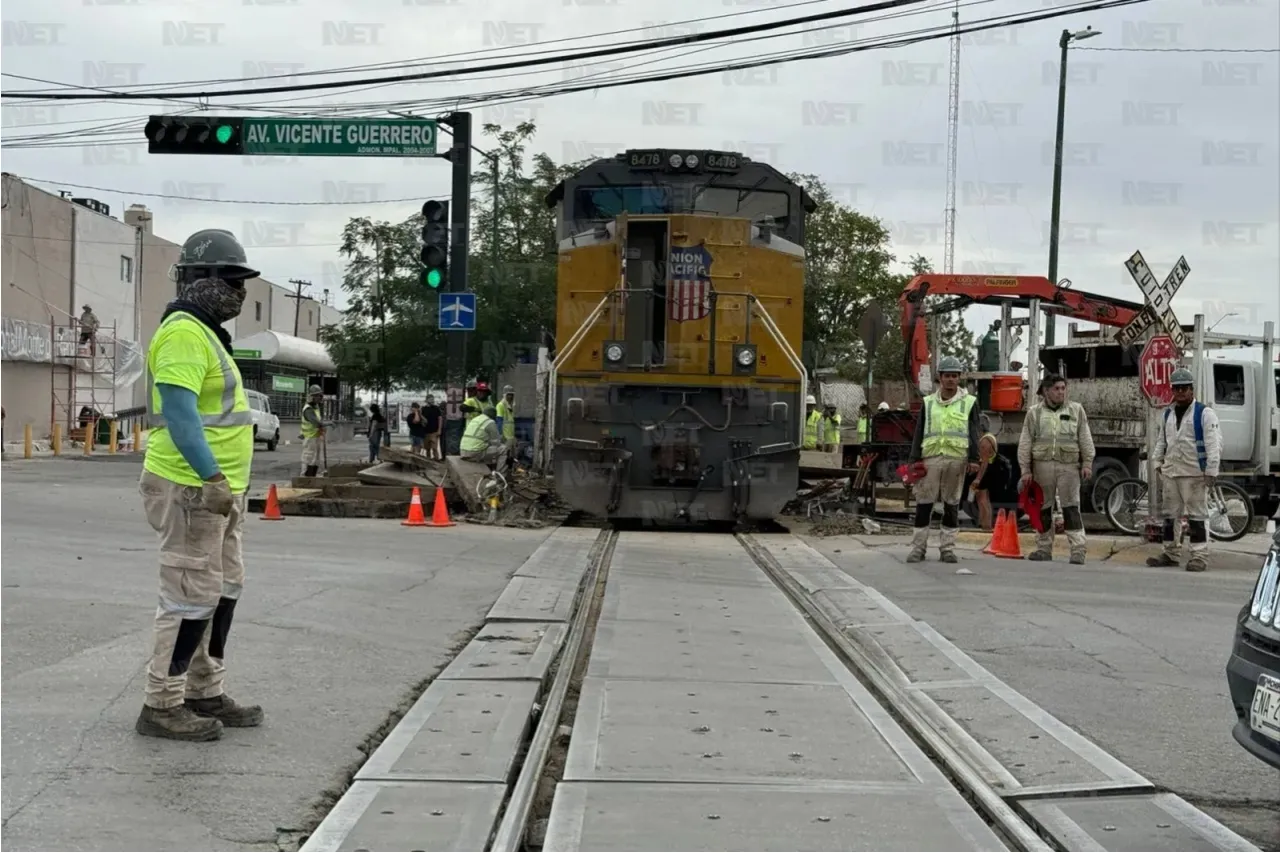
[{"xmin": 3, "ymin": 0, "xmax": 1277, "ymax": 346}]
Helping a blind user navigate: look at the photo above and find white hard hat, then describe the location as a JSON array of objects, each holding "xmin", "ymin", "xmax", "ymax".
[
  {"xmin": 877, "ymin": 402, "xmax": 890, "ymax": 411},
  {"xmin": 805, "ymin": 395, "xmax": 817, "ymax": 405}
]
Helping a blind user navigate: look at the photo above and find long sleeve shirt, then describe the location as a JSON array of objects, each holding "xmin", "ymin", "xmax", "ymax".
[
  {"xmin": 1152, "ymin": 400, "xmax": 1222, "ymax": 477},
  {"xmin": 908, "ymin": 389, "xmax": 981, "ymax": 463},
  {"xmin": 1016, "ymin": 400, "xmax": 1096, "ymax": 471}
]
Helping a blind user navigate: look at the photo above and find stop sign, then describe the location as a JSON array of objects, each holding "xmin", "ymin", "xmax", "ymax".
[{"xmin": 1139, "ymin": 335, "xmax": 1180, "ymax": 407}]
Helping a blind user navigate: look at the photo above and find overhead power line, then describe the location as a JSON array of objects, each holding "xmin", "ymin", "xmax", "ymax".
[
  {"xmin": 1076, "ymin": 46, "xmax": 1279, "ymax": 52},
  {"xmin": 13, "ymin": 177, "xmax": 453, "ymax": 206},
  {"xmin": 0, "ymin": 0, "xmax": 930, "ymax": 100}
]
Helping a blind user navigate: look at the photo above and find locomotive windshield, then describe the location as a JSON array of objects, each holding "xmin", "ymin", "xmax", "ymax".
[{"xmin": 572, "ymin": 183, "xmax": 790, "ymax": 229}]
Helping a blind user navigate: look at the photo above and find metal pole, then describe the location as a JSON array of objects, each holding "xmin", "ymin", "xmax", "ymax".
[
  {"xmin": 1045, "ymin": 28, "xmax": 1071, "ymax": 349},
  {"xmin": 375, "ymin": 234, "xmax": 388, "ymax": 421},
  {"xmin": 444, "ymin": 111, "xmax": 473, "ymax": 458},
  {"xmin": 491, "ymin": 152, "xmax": 500, "ymax": 290}
]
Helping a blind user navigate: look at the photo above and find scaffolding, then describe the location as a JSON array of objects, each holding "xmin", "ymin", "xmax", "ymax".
[{"xmin": 50, "ymin": 317, "xmax": 119, "ymax": 447}]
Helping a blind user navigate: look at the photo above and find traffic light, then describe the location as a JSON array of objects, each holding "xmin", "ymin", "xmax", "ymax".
[
  {"xmin": 144, "ymin": 116, "xmax": 244, "ymax": 155},
  {"xmin": 421, "ymin": 199, "xmax": 449, "ymax": 290}
]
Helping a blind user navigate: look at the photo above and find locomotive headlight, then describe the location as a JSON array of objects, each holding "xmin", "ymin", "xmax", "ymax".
[
  {"xmin": 736, "ymin": 348, "xmax": 755, "ymax": 366},
  {"xmin": 605, "ymin": 343, "xmax": 624, "ymax": 363},
  {"xmin": 733, "ymin": 344, "xmax": 757, "ymax": 374},
  {"xmin": 668, "ymin": 153, "xmax": 684, "ymax": 169},
  {"xmin": 684, "ymin": 153, "xmax": 699, "ymax": 169}
]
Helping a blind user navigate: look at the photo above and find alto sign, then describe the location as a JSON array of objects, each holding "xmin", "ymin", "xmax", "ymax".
[{"xmin": 1139, "ymin": 334, "xmax": 1180, "ymax": 407}]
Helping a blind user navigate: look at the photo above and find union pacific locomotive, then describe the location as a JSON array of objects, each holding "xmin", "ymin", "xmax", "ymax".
[{"xmin": 543, "ymin": 149, "xmax": 816, "ymax": 523}]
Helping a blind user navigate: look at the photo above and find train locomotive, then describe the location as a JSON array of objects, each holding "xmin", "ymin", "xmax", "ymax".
[{"xmin": 542, "ymin": 148, "xmax": 815, "ymax": 523}]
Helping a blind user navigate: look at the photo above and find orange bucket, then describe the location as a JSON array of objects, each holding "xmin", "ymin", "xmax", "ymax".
[{"xmin": 989, "ymin": 372, "xmax": 1024, "ymax": 412}]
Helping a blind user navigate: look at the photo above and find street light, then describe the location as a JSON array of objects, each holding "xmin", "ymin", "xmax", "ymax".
[{"xmin": 1045, "ymin": 25, "xmax": 1101, "ymax": 347}]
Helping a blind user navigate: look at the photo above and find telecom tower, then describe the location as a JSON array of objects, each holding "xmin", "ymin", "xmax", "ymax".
[{"xmin": 943, "ymin": 4, "xmax": 960, "ymax": 274}]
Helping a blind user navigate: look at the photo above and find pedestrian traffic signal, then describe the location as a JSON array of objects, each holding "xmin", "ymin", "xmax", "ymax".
[
  {"xmin": 144, "ymin": 116, "xmax": 245, "ymax": 155},
  {"xmin": 421, "ymin": 199, "xmax": 449, "ymax": 290}
]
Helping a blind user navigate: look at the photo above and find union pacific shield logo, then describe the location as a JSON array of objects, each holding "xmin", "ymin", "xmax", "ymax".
[{"xmin": 668, "ymin": 246, "xmax": 712, "ymax": 322}]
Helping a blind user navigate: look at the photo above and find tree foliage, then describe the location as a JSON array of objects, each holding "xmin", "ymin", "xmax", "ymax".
[{"xmin": 322, "ymin": 126, "xmax": 972, "ymax": 390}]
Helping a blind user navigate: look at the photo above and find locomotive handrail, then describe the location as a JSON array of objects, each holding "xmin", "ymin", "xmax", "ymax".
[
  {"xmin": 748, "ymin": 297, "xmax": 808, "ymax": 447},
  {"xmin": 546, "ymin": 291, "xmax": 614, "ymax": 463}
]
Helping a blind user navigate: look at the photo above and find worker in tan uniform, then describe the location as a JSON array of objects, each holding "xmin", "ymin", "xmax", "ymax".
[
  {"xmin": 1146, "ymin": 367, "xmax": 1222, "ymax": 572},
  {"xmin": 906, "ymin": 356, "xmax": 981, "ymax": 563},
  {"xmin": 1017, "ymin": 373, "xmax": 1095, "ymax": 564},
  {"xmin": 137, "ymin": 229, "xmax": 263, "ymax": 741}
]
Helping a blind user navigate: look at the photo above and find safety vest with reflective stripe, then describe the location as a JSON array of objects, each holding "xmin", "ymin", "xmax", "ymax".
[
  {"xmin": 803, "ymin": 410, "xmax": 822, "ymax": 449},
  {"xmin": 857, "ymin": 417, "xmax": 869, "ymax": 442},
  {"xmin": 143, "ymin": 311, "xmax": 254, "ymax": 492},
  {"xmin": 1028, "ymin": 400, "xmax": 1086, "ymax": 464},
  {"xmin": 495, "ymin": 399, "xmax": 516, "ymax": 440},
  {"xmin": 464, "ymin": 395, "xmax": 482, "ymax": 421},
  {"xmin": 920, "ymin": 392, "xmax": 975, "ymax": 459},
  {"xmin": 461, "ymin": 414, "xmax": 493, "ymax": 454},
  {"xmin": 301, "ymin": 404, "xmax": 321, "ymax": 439},
  {"xmin": 824, "ymin": 414, "xmax": 842, "ymax": 445}
]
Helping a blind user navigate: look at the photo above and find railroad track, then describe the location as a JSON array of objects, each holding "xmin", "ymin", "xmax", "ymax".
[{"xmin": 301, "ymin": 522, "xmax": 1260, "ymax": 852}]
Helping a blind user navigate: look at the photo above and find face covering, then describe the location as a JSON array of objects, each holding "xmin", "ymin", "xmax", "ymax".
[{"xmin": 179, "ymin": 275, "xmax": 246, "ymax": 323}]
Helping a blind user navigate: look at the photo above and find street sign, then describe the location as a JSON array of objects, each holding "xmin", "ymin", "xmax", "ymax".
[
  {"xmin": 232, "ymin": 348, "xmax": 262, "ymax": 359},
  {"xmin": 438, "ymin": 292, "xmax": 476, "ymax": 331},
  {"xmin": 1139, "ymin": 334, "xmax": 1180, "ymax": 407},
  {"xmin": 241, "ymin": 118, "xmax": 437, "ymax": 158},
  {"xmin": 1116, "ymin": 251, "xmax": 1190, "ymax": 350}
]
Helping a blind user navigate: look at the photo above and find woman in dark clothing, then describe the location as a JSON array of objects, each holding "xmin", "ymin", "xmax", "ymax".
[
  {"xmin": 970, "ymin": 433, "xmax": 1018, "ymax": 531},
  {"xmin": 366, "ymin": 403, "xmax": 388, "ymax": 463}
]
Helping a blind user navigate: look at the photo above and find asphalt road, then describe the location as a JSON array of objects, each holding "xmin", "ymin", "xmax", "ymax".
[
  {"xmin": 805, "ymin": 530, "xmax": 1280, "ymax": 850},
  {"xmin": 0, "ymin": 453, "xmax": 555, "ymax": 851}
]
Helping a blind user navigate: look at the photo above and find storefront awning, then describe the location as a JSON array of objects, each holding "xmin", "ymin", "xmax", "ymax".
[{"xmin": 229, "ymin": 331, "xmax": 336, "ymax": 373}]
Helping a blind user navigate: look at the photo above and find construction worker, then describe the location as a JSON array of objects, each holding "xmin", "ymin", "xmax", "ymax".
[
  {"xmin": 79, "ymin": 303, "xmax": 99, "ymax": 345},
  {"xmin": 460, "ymin": 404, "xmax": 509, "ymax": 472},
  {"xmin": 906, "ymin": 355, "xmax": 981, "ymax": 563},
  {"xmin": 1147, "ymin": 367, "xmax": 1221, "ymax": 572},
  {"xmin": 495, "ymin": 385, "xmax": 517, "ymax": 454},
  {"xmin": 857, "ymin": 404, "xmax": 871, "ymax": 444},
  {"xmin": 462, "ymin": 382, "xmax": 480, "ymax": 422},
  {"xmin": 822, "ymin": 403, "xmax": 842, "ymax": 452},
  {"xmin": 300, "ymin": 385, "xmax": 330, "ymax": 477},
  {"xmin": 1017, "ymin": 373, "xmax": 1095, "ymax": 564},
  {"xmin": 802, "ymin": 395, "xmax": 821, "ymax": 449},
  {"xmin": 136, "ymin": 228, "xmax": 262, "ymax": 741}
]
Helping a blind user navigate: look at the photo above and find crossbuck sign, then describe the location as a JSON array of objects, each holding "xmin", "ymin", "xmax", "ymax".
[{"xmin": 1114, "ymin": 251, "xmax": 1190, "ymax": 350}]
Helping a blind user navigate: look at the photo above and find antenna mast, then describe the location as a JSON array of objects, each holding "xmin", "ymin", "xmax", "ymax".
[{"xmin": 943, "ymin": 2, "xmax": 960, "ymax": 273}]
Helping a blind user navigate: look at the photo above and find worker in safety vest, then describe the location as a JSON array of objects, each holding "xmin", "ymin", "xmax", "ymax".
[
  {"xmin": 495, "ymin": 385, "xmax": 517, "ymax": 453},
  {"xmin": 1146, "ymin": 367, "xmax": 1221, "ymax": 572},
  {"xmin": 906, "ymin": 355, "xmax": 981, "ymax": 563},
  {"xmin": 300, "ymin": 385, "xmax": 331, "ymax": 477},
  {"xmin": 802, "ymin": 395, "xmax": 821, "ymax": 449},
  {"xmin": 822, "ymin": 404, "xmax": 842, "ymax": 452},
  {"xmin": 857, "ymin": 404, "xmax": 871, "ymax": 444},
  {"xmin": 137, "ymin": 228, "xmax": 263, "ymax": 741},
  {"xmin": 1017, "ymin": 373, "xmax": 1096, "ymax": 564},
  {"xmin": 460, "ymin": 405, "xmax": 509, "ymax": 472},
  {"xmin": 463, "ymin": 382, "xmax": 480, "ymax": 422}
]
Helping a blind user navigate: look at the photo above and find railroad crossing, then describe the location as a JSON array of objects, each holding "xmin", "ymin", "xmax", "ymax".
[{"xmin": 1115, "ymin": 251, "xmax": 1191, "ymax": 350}]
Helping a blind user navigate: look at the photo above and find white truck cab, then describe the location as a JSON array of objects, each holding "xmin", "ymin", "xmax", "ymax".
[
  {"xmin": 1201, "ymin": 359, "xmax": 1280, "ymax": 471},
  {"xmin": 246, "ymin": 389, "xmax": 280, "ymax": 451}
]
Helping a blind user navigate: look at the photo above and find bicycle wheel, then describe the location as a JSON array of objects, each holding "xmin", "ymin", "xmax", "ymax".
[
  {"xmin": 1207, "ymin": 481, "xmax": 1254, "ymax": 542},
  {"xmin": 1104, "ymin": 477, "xmax": 1150, "ymax": 536}
]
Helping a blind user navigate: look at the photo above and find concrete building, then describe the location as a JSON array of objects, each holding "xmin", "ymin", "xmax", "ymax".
[{"xmin": 2, "ymin": 175, "xmax": 343, "ymax": 440}]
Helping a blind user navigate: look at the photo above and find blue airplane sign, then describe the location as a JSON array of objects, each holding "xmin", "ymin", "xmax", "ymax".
[{"xmin": 438, "ymin": 292, "xmax": 476, "ymax": 331}]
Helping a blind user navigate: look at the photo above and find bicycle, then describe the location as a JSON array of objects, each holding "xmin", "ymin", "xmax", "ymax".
[{"xmin": 1103, "ymin": 476, "xmax": 1254, "ymax": 542}]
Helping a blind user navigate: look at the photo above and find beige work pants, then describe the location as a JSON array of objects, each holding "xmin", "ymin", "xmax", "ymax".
[
  {"xmin": 138, "ymin": 471, "xmax": 246, "ymax": 709},
  {"xmin": 300, "ymin": 435, "xmax": 321, "ymax": 471},
  {"xmin": 1161, "ymin": 475, "xmax": 1210, "ymax": 562},
  {"xmin": 911, "ymin": 455, "xmax": 967, "ymax": 554},
  {"xmin": 1032, "ymin": 461, "xmax": 1086, "ymax": 555},
  {"xmin": 462, "ymin": 443, "xmax": 509, "ymax": 471}
]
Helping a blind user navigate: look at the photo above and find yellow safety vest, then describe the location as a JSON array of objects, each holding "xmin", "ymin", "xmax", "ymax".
[
  {"xmin": 920, "ymin": 392, "xmax": 975, "ymax": 459},
  {"xmin": 824, "ymin": 414, "xmax": 842, "ymax": 445},
  {"xmin": 495, "ymin": 399, "xmax": 516, "ymax": 440},
  {"xmin": 1028, "ymin": 401, "xmax": 1085, "ymax": 464},
  {"xmin": 464, "ymin": 395, "xmax": 481, "ymax": 421},
  {"xmin": 144, "ymin": 312, "xmax": 254, "ymax": 493},
  {"xmin": 461, "ymin": 414, "xmax": 492, "ymax": 454},
  {"xmin": 301, "ymin": 404, "xmax": 320, "ymax": 438},
  {"xmin": 857, "ymin": 417, "xmax": 869, "ymax": 442},
  {"xmin": 803, "ymin": 410, "xmax": 822, "ymax": 449}
]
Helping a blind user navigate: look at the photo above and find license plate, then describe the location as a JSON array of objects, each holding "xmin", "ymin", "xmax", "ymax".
[{"xmin": 1250, "ymin": 674, "xmax": 1280, "ymax": 743}]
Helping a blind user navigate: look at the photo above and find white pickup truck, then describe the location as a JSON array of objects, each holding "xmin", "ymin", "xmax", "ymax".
[{"xmin": 246, "ymin": 389, "xmax": 280, "ymax": 451}]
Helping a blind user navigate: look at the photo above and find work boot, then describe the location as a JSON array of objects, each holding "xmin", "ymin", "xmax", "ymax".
[
  {"xmin": 905, "ymin": 547, "xmax": 926, "ymax": 564},
  {"xmin": 1185, "ymin": 558, "xmax": 1207, "ymax": 573},
  {"xmin": 939, "ymin": 550, "xmax": 958, "ymax": 564},
  {"xmin": 1069, "ymin": 550, "xmax": 1086, "ymax": 566},
  {"xmin": 1146, "ymin": 553, "xmax": 1179, "ymax": 568},
  {"xmin": 185, "ymin": 694, "xmax": 264, "ymax": 728},
  {"xmin": 136, "ymin": 704, "xmax": 223, "ymax": 742},
  {"xmin": 1028, "ymin": 550, "xmax": 1053, "ymax": 561}
]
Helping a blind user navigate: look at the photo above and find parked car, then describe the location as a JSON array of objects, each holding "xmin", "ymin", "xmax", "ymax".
[
  {"xmin": 246, "ymin": 389, "xmax": 280, "ymax": 451},
  {"xmin": 1225, "ymin": 519, "xmax": 1280, "ymax": 770}
]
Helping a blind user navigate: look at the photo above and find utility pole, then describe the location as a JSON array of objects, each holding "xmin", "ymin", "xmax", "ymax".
[
  {"xmin": 441, "ymin": 111, "xmax": 472, "ymax": 457},
  {"xmin": 374, "ymin": 233, "xmax": 389, "ymax": 441},
  {"xmin": 286, "ymin": 278, "xmax": 311, "ymax": 337}
]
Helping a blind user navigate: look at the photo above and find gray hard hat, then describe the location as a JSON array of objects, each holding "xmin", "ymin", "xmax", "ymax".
[
  {"xmin": 938, "ymin": 355, "xmax": 964, "ymax": 374},
  {"xmin": 483, "ymin": 405, "xmax": 497, "ymax": 417},
  {"xmin": 1170, "ymin": 367, "xmax": 1194, "ymax": 386},
  {"xmin": 173, "ymin": 229, "xmax": 259, "ymax": 281},
  {"xmin": 503, "ymin": 385, "xmax": 514, "ymax": 395}
]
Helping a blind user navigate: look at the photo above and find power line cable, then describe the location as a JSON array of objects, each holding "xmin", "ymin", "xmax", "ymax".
[
  {"xmin": 1076, "ymin": 46, "xmax": 1279, "ymax": 52},
  {"xmin": 13, "ymin": 177, "xmax": 454, "ymax": 205}
]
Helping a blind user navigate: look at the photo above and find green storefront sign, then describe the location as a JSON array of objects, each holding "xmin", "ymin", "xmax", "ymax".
[
  {"xmin": 272, "ymin": 375, "xmax": 307, "ymax": 393},
  {"xmin": 232, "ymin": 348, "xmax": 262, "ymax": 359},
  {"xmin": 242, "ymin": 118, "xmax": 437, "ymax": 158}
]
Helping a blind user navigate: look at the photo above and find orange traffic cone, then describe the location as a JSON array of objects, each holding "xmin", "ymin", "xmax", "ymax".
[
  {"xmin": 402, "ymin": 487, "xmax": 429, "ymax": 527},
  {"xmin": 992, "ymin": 512, "xmax": 1023, "ymax": 559},
  {"xmin": 983, "ymin": 509, "xmax": 1006, "ymax": 554},
  {"xmin": 425, "ymin": 486, "xmax": 456, "ymax": 528},
  {"xmin": 260, "ymin": 484, "xmax": 284, "ymax": 521}
]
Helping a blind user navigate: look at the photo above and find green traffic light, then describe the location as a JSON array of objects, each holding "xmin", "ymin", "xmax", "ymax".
[
  {"xmin": 426, "ymin": 268, "xmax": 443, "ymax": 288},
  {"xmin": 215, "ymin": 125, "xmax": 233, "ymax": 144}
]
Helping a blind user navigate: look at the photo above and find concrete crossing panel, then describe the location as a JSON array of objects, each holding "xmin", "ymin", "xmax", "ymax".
[
  {"xmin": 299, "ymin": 781, "xmax": 506, "ymax": 852},
  {"xmin": 487, "ymin": 575, "xmax": 580, "ymax": 623},
  {"xmin": 437, "ymin": 621, "xmax": 566, "ymax": 682}
]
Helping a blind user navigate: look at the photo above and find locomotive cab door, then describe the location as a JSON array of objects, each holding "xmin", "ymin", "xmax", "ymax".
[{"xmin": 623, "ymin": 220, "xmax": 669, "ymax": 367}]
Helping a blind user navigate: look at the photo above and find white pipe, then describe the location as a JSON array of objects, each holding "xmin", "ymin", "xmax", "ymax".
[
  {"xmin": 546, "ymin": 293, "xmax": 613, "ymax": 461},
  {"xmin": 750, "ymin": 300, "xmax": 808, "ymax": 446}
]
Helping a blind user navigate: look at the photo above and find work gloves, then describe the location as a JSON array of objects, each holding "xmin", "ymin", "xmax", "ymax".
[{"xmin": 201, "ymin": 477, "xmax": 235, "ymax": 516}]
